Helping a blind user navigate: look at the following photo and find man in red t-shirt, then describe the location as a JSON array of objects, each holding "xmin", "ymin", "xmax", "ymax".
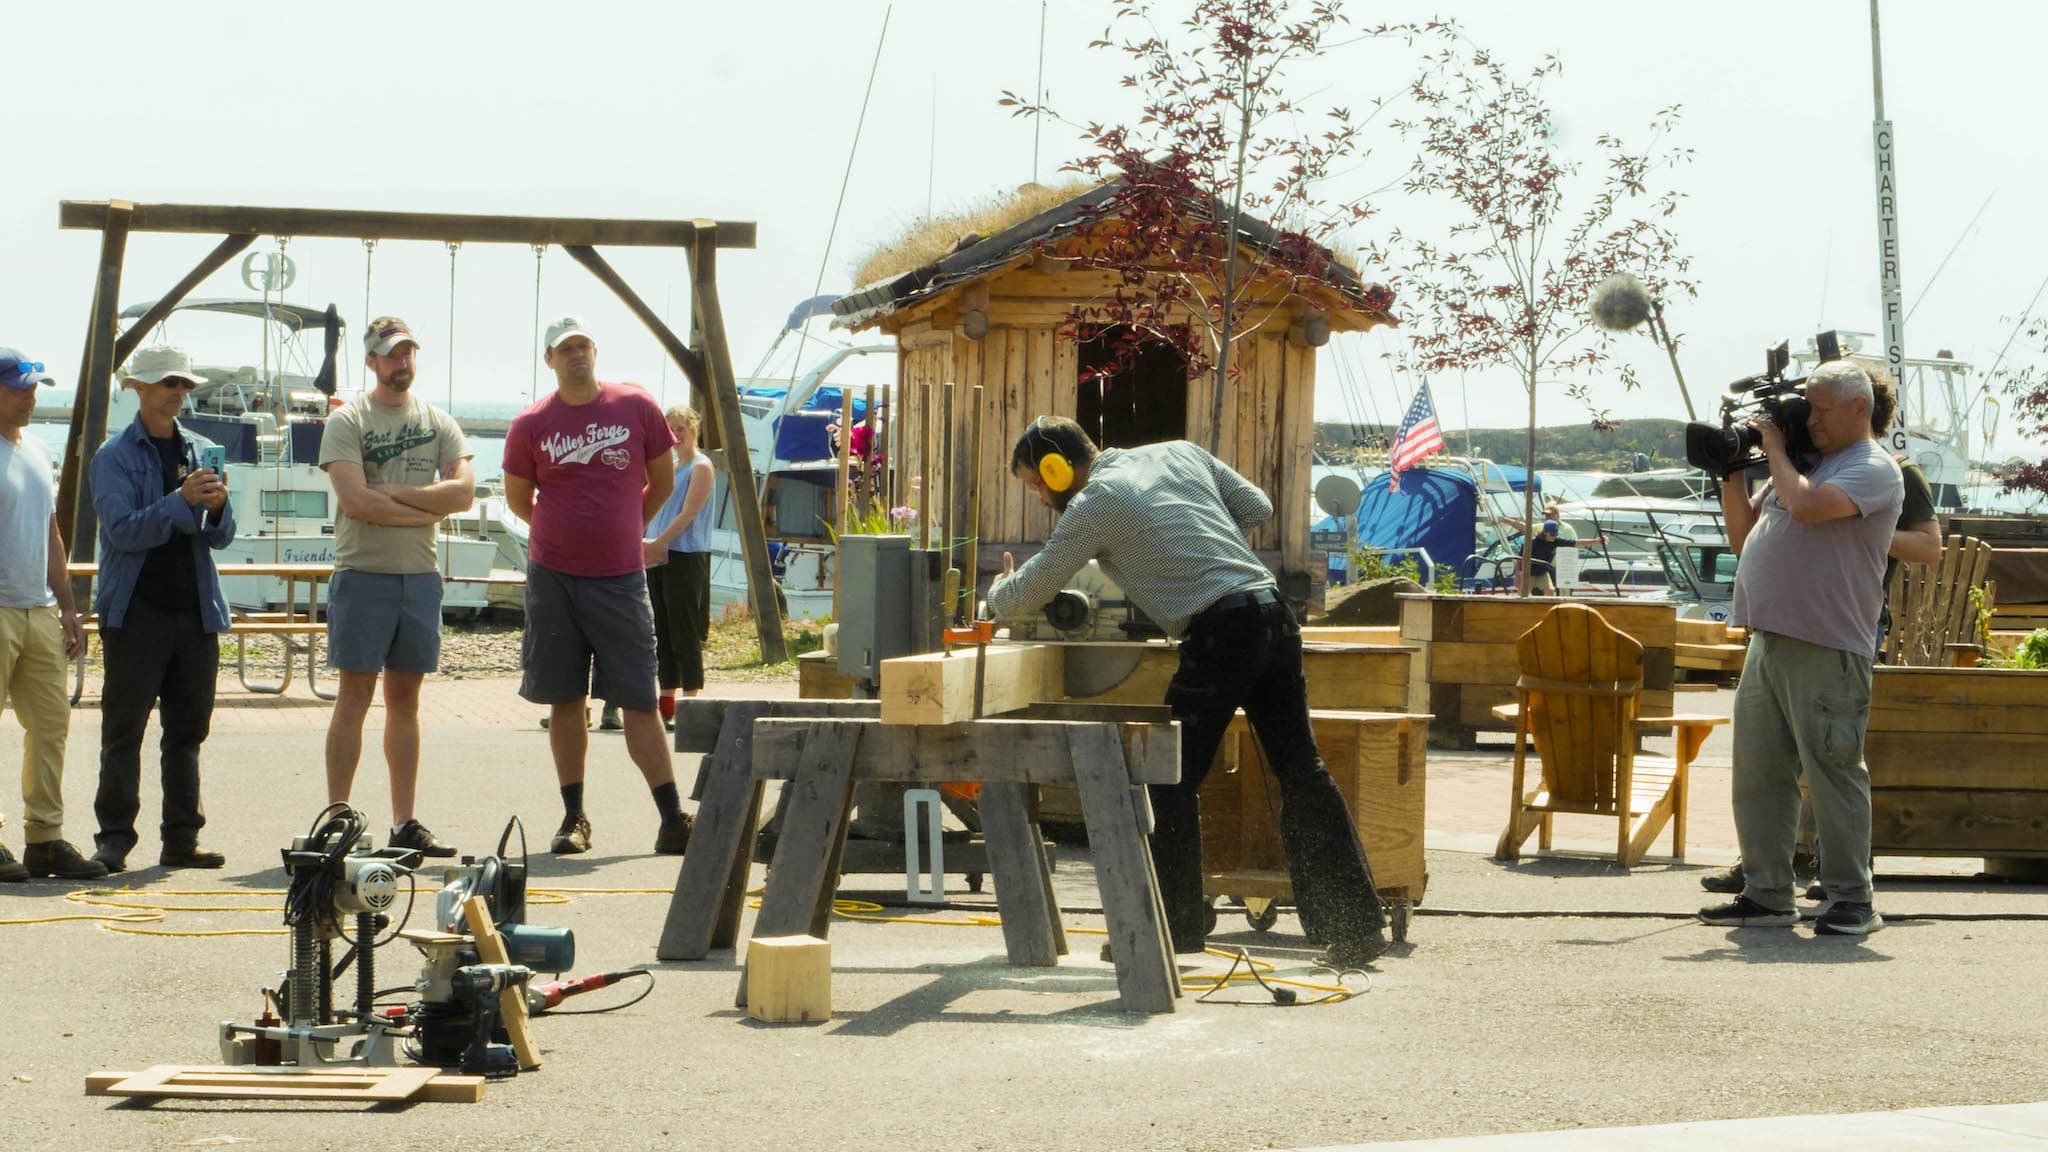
[{"xmin": 502, "ymin": 317, "xmax": 687, "ymax": 857}]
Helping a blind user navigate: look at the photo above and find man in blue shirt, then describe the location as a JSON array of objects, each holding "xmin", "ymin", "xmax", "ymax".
[{"xmin": 89, "ymin": 345, "xmax": 236, "ymax": 873}]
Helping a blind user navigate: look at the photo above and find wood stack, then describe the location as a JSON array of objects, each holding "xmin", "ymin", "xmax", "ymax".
[{"xmin": 1675, "ymin": 617, "xmax": 1748, "ymax": 681}]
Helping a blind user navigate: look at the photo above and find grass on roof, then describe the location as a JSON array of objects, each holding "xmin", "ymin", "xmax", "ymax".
[{"xmin": 851, "ymin": 181, "xmax": 1097, "ymax": 290}]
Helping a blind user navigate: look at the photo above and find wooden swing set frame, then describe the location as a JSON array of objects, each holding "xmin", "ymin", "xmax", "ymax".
[{"xmin": 54, "ymin": 200, "xmax": 788, "ymax": 660}]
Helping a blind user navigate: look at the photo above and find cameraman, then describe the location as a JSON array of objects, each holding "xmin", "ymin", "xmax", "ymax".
[{"xmin": 1700, "ymin": 362, "xmax": 1901, "ymax": 936}]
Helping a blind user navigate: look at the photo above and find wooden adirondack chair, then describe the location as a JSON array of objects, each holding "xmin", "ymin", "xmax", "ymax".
[
  {"xmin": 1491, "ymin": 603, "xmax": 1727, "ymax": 868},
  {"xmin": 1885, "ymin": 534, "xmax": 1995, "ymax": 667}
]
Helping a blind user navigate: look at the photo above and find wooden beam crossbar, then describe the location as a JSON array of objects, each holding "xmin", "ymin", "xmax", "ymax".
[
  {"xmin": 59, "ymin": 201, "xmax": 757, "ymax": 249},
  {"xmin": 54, "ymin": 201, "xmax": 777, "ymax": 647}
]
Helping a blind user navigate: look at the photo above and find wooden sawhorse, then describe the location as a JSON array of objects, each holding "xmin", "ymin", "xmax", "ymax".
[{"xmin": 659, "ymin": 700, "xmax": 1185, "ymax": 1014}]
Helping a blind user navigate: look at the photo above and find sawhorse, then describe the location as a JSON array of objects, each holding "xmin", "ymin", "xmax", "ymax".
[{"xmin": 660, "ymin": 700, "xmax": 1185, "ymax": 1014}]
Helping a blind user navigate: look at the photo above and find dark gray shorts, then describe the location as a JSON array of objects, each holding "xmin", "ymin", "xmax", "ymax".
[
  {"xmin": 519, "ymin": 563, "xmax": 658, "ymax": 710},
  {"xmin": 326, "ymin": 569, "xmax": 442, "ymax": 674}
]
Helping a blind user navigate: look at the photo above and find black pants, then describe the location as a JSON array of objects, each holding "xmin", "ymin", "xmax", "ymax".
[
  {"xmin": 648, "ymin": 551, "xmax": 711, "ymax": 693},
  {"xmin": 95, "ymin": 598, "xmax": 217, "ymax": 857},
  {"xmin": 1153, "ymin": 597, "xmax": 1385, "ymax": 952}
]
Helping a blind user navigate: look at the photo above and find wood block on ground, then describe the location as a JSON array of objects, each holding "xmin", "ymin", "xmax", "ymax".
[
  {"xmin": 746, "ymin": 935, "xmax": 833, "ymax": 1023},
  {"xmin": 880, "ymin": 643, "xmax": 1064, "ymax": 725}
]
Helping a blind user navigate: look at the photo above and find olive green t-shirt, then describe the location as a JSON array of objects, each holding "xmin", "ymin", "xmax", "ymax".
[{"xmin": 319, "ymin": 394, "xmax": 470, "ymax": 573}]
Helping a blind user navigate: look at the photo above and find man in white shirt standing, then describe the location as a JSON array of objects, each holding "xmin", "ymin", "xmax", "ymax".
[{"xmin": 0, "ymin": 348, "xmax": 101, "ymax": 881}]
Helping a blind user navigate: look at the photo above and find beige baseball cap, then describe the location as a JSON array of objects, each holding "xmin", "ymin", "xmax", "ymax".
[{"xmin": 363, "ymin": 316, "xmax": 420, "ymax": 356}]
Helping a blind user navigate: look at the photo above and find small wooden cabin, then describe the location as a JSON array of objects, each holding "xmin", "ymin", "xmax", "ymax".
[{"xmin": 833, "ymin": 180, "xmax": 1397, "ymax": 603}]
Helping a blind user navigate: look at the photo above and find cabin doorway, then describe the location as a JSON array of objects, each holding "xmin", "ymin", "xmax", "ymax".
[{"xmin": 1076, "ymin": 324, "xmax": 1187, "ymax": 449}]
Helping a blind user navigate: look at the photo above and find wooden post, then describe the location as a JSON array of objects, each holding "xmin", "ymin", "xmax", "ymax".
[
  {"xmin": 964, "ymin": 384, "xmax": 984, "ymax": 619},
  {"xmin": 941, "ymin": 381, "xmax": 956, "ymax": 577},
  {"xmin": 683, "ymin": 230, "xmax": 786, "ymax": 663},
  {"xmin": 834, "ymin": 391, "xmax": 853, "ymax": 623},
  {"xmin": 859, "ymin": 383, "xmax": 876, "ymax": 519},
  {"xmin": 59, "ymin": 202, "xmax": 133, "ymax": 596},
  {"xmin": 917, "ymin": 381, "xmax": 932, "ymax": 550}
]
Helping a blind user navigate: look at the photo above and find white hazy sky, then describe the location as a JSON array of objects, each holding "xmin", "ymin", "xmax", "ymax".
[{"xmin": 7, "ymin": 1, "xmax": 2044, "ymax": 457}]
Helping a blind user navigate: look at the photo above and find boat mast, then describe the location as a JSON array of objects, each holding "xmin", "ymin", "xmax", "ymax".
[{"xmin": 1870, "ymin": 0, "xmax": 1908, "ymax": 451}]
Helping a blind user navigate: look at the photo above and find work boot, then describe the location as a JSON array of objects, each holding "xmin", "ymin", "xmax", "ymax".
[
  {"xmin": 599, "ymin": 704, "xmax": 624, "ymax": 731},
  {"xmin": 159, "ymin": 844, "xmax": 227, "ymax": 869},
  {"xmin": 655, "ymin": 812, "xmax": 694, "ymax": 856},
  {"xmin": 389, "ymin": 820, "xmax": 458, "ymax": 859},
  {"xmin": 24, "ymin": 839, "xmax": 110, "ymax": 880},
  {"xmin": 551, "ymin": 812, "xmax": 592, "ymax": 855},
  {"xmin": 0, "ymin": 846, "xmax": 26, "ymax": 883},
  {"xmin": 1315, "ymin": 930, "xmax": 1390, "ymax": 972},
  {"xmin": 91, "ymin": 847, "xmax": 128, "ymax": 875},
  {"xmin": 1699, "ymin": 862, "xmax": 1745, "ymax": 894}
]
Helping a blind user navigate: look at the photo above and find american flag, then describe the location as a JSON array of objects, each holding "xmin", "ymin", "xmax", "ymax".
[{"xmin": 1388, "ymin": 382, "xmax": 1445, "ymax": 492}]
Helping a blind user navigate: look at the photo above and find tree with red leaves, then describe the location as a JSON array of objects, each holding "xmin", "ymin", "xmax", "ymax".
[
  {"xmin": 1378, "ymin": 45, "xmax": 1694, "ymax": 593},
  {"xmin": 1991, "ymin": 312, "xmax": 2048, "ymax": 497},
  {"xmin": 1005, "ymin": 1, "xmax": 1434, "ymax": 453}
]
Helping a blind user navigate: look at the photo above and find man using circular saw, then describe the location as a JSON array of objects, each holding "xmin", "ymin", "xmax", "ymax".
[{"xmin": 987, "ymin": 416, "xmax": 1388, "ymax": 969}]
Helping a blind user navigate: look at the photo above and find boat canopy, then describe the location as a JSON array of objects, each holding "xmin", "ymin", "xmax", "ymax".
[{"xmin": 119, "ymin": 298, "xmax": 344, "ymax": 334}]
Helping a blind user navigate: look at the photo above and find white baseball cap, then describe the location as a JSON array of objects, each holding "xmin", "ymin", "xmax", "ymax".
[
  {"xmin": 363, "ymin": 315, "xmax": 420, "ymax": 356},
  {"xmin": 544, "ymin": 316, "xmax": 596, "ymax": 349},
  {"xmin": 124, "ymin": 345, "xmax": 209, "ymax": 386}
]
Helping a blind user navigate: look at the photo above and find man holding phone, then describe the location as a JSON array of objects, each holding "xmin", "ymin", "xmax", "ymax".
[{"xmin": 89, "ymin": 345, "xmax": 236, "ymax": 872}]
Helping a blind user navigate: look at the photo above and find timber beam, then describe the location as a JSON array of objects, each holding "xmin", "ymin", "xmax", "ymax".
[
  {"xmin": 749, "ymin": 716, "xmax": 1181, "ymax": 785},
  {"xmin": 59, "ymin": 202, "xmax": 756, "ymax": 249},
  {"xmin": 879, "ymin": 643, "xmax": 1066, "ymax": 725}
]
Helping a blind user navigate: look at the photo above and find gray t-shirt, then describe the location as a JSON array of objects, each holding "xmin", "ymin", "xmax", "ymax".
[
  {"xmin": 319, "ymin": 394, "xmax": 470, "ymax": 573},
  {"xmin": 1731, "ymin": 438, "xmax": 1903, "ymax": 655}
]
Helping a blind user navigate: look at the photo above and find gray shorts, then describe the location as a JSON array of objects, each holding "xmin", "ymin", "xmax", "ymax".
[
  {"xmin": 519, "ymin": 563, "xmax": 658, "ymax": 710},
  {"xmin": 326, "ymin": 569, "xmax": 443, "ymax": 674}
]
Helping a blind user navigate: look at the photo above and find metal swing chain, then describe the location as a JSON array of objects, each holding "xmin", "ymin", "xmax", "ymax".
[
  {"xmin": 361, "ymin": 239, "xmax": 377, "ymax": 394},
  {"xmin": 444, "ymin": 241, "xmax": 460, "ymax": 582},
  {"xmin": 530, "ymin": 244, "xmax": 546, "ymax": 404}
]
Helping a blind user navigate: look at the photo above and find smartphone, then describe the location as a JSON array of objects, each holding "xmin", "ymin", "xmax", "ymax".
[{"xmin": 199, "ymin": 444, "xmax": 228, "ymax": 484}]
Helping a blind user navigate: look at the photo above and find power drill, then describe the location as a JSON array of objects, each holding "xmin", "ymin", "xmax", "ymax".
[{"xmin": 452, "ymin": 963, "xmax": 533, "ymax": 1078}]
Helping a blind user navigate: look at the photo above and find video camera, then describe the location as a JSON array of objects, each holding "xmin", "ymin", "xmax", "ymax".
[{"xmin": 1683, "ymin": 331, "xmax": 1846, "ymax": 480}]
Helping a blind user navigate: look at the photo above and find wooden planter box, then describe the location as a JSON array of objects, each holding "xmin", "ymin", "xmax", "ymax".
[
  {"xmin": 1200, "ymin": 709, "xmax": 1429, "ymax": 940},
  {"xmin": 1867, "ymin": 666, "xmax": 2048, "ymax": 866},
  {"xmin": 1398, "ymin": 594, "xmax": 1678, "ymax": 748}
]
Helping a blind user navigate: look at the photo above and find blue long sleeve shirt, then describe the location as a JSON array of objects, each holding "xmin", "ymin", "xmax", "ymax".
[{"xmin": 90, "ymin": 416, "xmax": 237, "ymax": 632}]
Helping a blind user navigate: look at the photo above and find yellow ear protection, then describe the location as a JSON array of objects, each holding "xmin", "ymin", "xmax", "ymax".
[{"xmin": 1028, "ymin": 418, "xmax": 1075, "ymax": 493}]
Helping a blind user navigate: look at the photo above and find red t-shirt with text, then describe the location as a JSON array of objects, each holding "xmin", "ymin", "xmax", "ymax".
[{"xmin": 501, "ymin": 383, "xmax": 677, "ymax": 578}]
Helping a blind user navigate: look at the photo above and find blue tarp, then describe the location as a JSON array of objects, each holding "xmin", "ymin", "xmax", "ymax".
[{"xmin": 1313, "ymin": 465, "xmax": 1544, "ymax": 580}]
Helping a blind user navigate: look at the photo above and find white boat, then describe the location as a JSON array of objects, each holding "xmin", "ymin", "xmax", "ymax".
[
  {"xmin": 699, "ymin": 298, "xmax": 898, "ymax": 621},
  {"xmin": 112, "ymin": 298, "xmax": 500, "ymax": 617},
  {"xmin": 1791, "ymin": 333, "xmax": 1978, "ymax": 511}
]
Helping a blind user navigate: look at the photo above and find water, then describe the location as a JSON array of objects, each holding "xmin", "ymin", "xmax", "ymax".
[{"xmin": 29, "ymin": 422, "xmax": 509, "ymax": 485}]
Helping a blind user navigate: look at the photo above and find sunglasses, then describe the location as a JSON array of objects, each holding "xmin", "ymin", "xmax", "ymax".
[
  {"xmin": 152, "ymin": 377, "xmax": 201, "ymax": 391},
  {"xmin": 2, "ymin": 360, "xmax": 44, "ymax": 377}
]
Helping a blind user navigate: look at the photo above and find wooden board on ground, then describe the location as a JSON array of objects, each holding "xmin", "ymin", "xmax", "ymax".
[{"xmin": 86, "ymin": 1065, "xmax": 481, "ymax": 1103}]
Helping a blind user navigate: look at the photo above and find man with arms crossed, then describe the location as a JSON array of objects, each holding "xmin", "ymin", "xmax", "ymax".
[
  {"xmin": 0, "ymin": 349, "xmax": 99, "ymax": 881},
  {"xmin": 503, "ymin": 317, "xmax": 689, "ymax": 856},
  {"xmin": 320, "ymin": 317, "xmax": 473, "ymax": 857},
  {"xmin": 1701, "ymin": 361, "xmax": 1901, "ymax": 936}
]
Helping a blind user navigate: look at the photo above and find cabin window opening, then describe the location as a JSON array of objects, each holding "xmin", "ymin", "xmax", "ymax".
[{"xmin": 1075, "ymin": 324, "xmax": 1187, "ymax": 448}]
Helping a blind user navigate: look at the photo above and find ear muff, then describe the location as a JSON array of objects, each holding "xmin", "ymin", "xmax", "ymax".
[{"xmin": 1028, "ymin": 418, "xmax": 1076, "ymax": 493}]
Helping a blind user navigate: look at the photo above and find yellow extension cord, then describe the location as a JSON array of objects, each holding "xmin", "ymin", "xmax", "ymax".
[{"xmin": 0, "ymin": 885, "xmax": 1364, "ymax": 1003}]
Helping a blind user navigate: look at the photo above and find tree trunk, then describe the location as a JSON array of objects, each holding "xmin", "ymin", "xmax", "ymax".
[{"xmin": 1519, "ymin": 342, "xmax": 1538, "ymax": 597}]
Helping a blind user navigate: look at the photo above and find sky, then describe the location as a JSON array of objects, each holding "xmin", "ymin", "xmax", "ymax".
[{"xmin": 7, "ymin": 1, "xmax": 2045, "ymax": 461}]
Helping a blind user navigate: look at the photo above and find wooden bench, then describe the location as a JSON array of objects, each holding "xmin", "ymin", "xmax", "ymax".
[
  {"xmin": 72, "ymin": 617, "xmax": 332, "ymax": 704},
  {"xmin": 660, "ymin": 699, "xmax": 1187, "ymax": 1014}
]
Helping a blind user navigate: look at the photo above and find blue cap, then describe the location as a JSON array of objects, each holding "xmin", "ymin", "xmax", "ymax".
[
  {"xmin": 0, "ymin": 348, "xmax": 53, "ymax": 390},
  {"xmin": 1542, "ymin": 520, "xmax": 1560, "ymax": 534}
]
